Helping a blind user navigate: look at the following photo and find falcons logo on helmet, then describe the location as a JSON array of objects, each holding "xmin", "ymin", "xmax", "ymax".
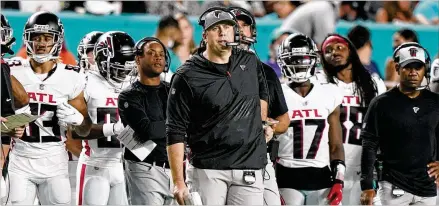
[
  {"xmin": 409, "ymin": 48, "xmax": 418, "ymax": 57},
  {"xmin": 98, "ymin": 36, "xmax": 114, "ymax": 58}
]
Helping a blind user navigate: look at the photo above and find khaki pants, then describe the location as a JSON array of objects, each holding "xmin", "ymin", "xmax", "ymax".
[
  {"xmin": 263, "ymin": 154, "xmax": 281, "ymax": 205},
  {"xmin": 378, "ymin": 181, "xmax": 436, "ymax": 205},
  {"xmin": 186, "ymin": 164, "xmax": 264, "ymax": 205}
]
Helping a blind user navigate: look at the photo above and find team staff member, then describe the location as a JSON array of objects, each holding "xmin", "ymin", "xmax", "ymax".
[
  {"xmin": 118, "ymin": 37, "xmax": 173, "ymax": 205},
  {"xmin": 167, "ymin": 7, "xmax": 270, "ymax": 205},
  {"xmin": 1, "ymin": 14, "xmax": 29, "ymax": 184},
  {"xmin": 230, "ymin": 7, "xmax": 289, "ymax": 206},
  {"xmin": 360, "ymin": 42, "xmax": 439, "ymax": 205}
]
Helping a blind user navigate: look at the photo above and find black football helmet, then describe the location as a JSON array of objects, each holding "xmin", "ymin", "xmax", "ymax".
[
  {"xmin": 23, "ymin": 11, "xmax": 64, "ymax": 63},
  {"xmin": 77, "ymin": 31, "xmax": 103, "ymax": 71},
  {"xmin": 277, "ymin": 33, "xmax": 319, "ymax": 83},
  {"xmin": 94, "ymin": 31, "xmax": 136, "ymax": 87},
  {"xmin": 1, "ymin": 14, "xmax": 14, "ymax": 56}
]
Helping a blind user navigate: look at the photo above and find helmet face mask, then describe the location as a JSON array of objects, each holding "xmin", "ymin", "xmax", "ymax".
[
  {"xmin": 1, "ymin": 27, "xmax": 13, "ymax": 46},
  {"xmin": 23, "ymin": 12, "xmax": 64, "ymax": 63},
  {"xmin": 77, "ymin": 31, "xmax": 103, "ymax": 71},
  {"xmin": 277, "ymin": 34, "xmax": 319, "ymax": 83},
  {"xmin": 1, "ymin": 14, "xmax": 13, "ymax": 47}
]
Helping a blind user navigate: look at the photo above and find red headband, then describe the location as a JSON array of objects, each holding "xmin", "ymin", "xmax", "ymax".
[{"xmin": 322, "ymin": 36, "xmax": 348, "ymax": 53}]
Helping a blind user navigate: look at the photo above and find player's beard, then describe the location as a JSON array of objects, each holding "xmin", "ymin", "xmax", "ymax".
[
  {"xmin": 142, "ymin": 66, "xmax": 161, "ymax": 78},
  {"xmin": 326, "ymin": 56, "xmax": 351, "ymax": 74}
]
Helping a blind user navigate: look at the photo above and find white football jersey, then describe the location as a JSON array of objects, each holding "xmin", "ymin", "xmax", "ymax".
[
  {"xmin": 8, "ymin": 57, "xmax": 86, "ymax": 158},
  {"xmin": 278, "ymin": 82, "xmax": 343, "ymax": 168},
  {"xmin": 311, "ymin": 71, "xmax": 386, "ymax": 166},
  {"xmin": 79, "ymin": 71, "xmax": 129, "ymax": 168}
]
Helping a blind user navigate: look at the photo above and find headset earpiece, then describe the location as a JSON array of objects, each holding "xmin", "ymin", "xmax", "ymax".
[{"xmin": 134, "ymin": 37, "xmax": 171, "ymax": 73}]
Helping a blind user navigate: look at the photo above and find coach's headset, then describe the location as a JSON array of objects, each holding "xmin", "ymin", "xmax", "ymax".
[
  {"xmin": 198, "ymin": 7, "xmax": 240, "ymax": 47},
  {"xmin": 229, "ymin": 6, "xmax": 257, "ymax": 44},
  {"xmin": 134, "ymin": 37, "xmax": 170, "ymax": 73},
  {"xmin": 393, "ymin": 42, "xmax": 431, "ymax": 79}
]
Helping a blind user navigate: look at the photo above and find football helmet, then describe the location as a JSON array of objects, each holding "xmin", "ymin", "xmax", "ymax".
[
  {"xmin": 94, "ymin": 31, "xmax": 136, "ymax": 88},
  {"xmin": 1, "ymin": 14, "xmax": 13, "ymax": 47},
  {"xmin": 77, "ymin": 31, "xmax": 103, "ymax": 71},
  {"xmin": 277, "ymin": 33, "xmax": 319, "ymax": 83},
  {"xmin": 23, "ymin": 11, "xmax": 64, "ymax": 63}
]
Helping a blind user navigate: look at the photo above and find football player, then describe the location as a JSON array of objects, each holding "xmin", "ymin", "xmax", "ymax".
[
  {"xmin": 312, "ymin": 34, "xmax": 386, "ymax": 205},
  {"xmin": 77, "ymin": 31, "xmax": 104, "ymax": 73},
  {"xmin": 5, "ymin": 11, "xmax": 92, "ymax": 205},
  {"xmin": 230, "ymin": 7, "xmax": 289, "ymax": 206},
  {"xmin": 275, "ymin": 33, "xmax": 345, "ymax": 205},
  {"xmin": 74, "ymin": 31, "xmax": 135, "ymax": 205}
]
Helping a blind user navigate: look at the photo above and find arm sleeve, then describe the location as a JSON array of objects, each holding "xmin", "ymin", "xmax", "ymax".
[
  {"xmin": 360, "ymin": 98, "xmax": 381, "ymax": 190},
  {"xmin": 118, "ymin": 90, "xmax": 165, "ymax": 143},
  {"xmin": 257, "ymin": 60, "xmax": 269, "ymax": 102},
  {"xmin": 263, "ymin": 64, "xmax": 288, "ymax": 118},
  {"xmin": 166, "ymin": 74, "xmax": 192, "ymax": 146}
]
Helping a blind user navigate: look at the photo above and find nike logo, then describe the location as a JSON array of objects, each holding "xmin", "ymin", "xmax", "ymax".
[{"xmin": 6, "ymin": 98, "xmax": 11, "ymax": 102}]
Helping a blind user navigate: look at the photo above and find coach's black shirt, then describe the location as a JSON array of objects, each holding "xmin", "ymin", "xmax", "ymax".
[
  {"xmin": 1, "ymin": 60, "xmax": 15, "ymax": 117},
  {"xmin": 263, "ymin": 62, "xmax": 288, "ymax": 119},
  {"xmin": 118, "ymin": 81, "xmax": 169, "ymax": 163},
  {"xmin": 166, "ymin": 48, "xmax": 269, "ymax": 170},
  {"xmin": 361, "ymin": 87, "xmax": 439, "ymax": 197}
]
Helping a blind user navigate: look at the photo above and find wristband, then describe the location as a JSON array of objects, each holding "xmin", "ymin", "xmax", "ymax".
[
  {"xmin": 103, "ymin": 123, "xmax": 115, "ymax": 137},
  {"xmin": 360, "ymin": 179, "xmax": 376, "ymax": 191},
  {"xmin": 331, "ymin": 159, "xmax": 346, "ymax": 184}
]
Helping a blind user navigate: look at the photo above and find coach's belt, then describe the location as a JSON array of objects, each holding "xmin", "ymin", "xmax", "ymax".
[{"xmin": 146, "ymin": 159, "xmax": 170, "ymax": 169}]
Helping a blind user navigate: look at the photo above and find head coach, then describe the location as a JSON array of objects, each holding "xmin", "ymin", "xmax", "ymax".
[
  {"xmin": 360, "ymin": 42, "xmax": 439, "ymax": 205},
  {"xmin": 166, "ymin": 7, "xmax": 270, "ymax": 205}
]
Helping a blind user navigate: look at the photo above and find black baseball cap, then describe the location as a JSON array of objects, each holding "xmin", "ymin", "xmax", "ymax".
[{"xmin": 202, "ymin": 10, "xmax": 236, "ymax": 31}]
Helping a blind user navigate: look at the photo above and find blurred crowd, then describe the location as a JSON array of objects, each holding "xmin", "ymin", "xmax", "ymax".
[
  {"xmin": 2, "ymin": 1, "xmax": 438, "ymax": 25},
  {"xmin": 2, "ymin": 1, "xmax": 437, "ymax": 86}
]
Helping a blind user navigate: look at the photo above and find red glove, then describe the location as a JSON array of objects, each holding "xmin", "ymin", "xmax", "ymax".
[{"xmin": 327, "ymin": 182, "xmax": 343, "ymax": 205}]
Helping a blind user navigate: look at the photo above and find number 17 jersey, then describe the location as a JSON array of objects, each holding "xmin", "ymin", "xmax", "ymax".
[
  {"xmin": 79, "ymin": 71, "xmax": 129, "ymax": 168},
  {"xmin": 278, "ymin": 83, "xmax": 343, "ymax": 169}
]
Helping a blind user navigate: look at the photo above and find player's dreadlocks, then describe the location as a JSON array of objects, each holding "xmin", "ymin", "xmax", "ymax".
[{"xmin": 321, "ymin": 34, "xmax": 378, "ymax": 107}]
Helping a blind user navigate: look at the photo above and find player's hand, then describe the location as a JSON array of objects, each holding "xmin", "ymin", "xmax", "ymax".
[
  {"xmin": 10, "ymin": 126, "xmax": 25, "ymax": 138},
  {"xmin": 173, "ymin": 180, "xmax": 189, "ymax": 205},
  {"xmin": 360, "ymin": 189, "xmax": 376, "ymax": 205},
  {"xmin": 264, "ymin": 124, "xmax": 274, "ymax": 143},
  {"xmin": 113, "ymin": 121, "xmax": 124, "ymax": 136},
  {"xmin": 56, "ymin": 102, "xmax": 84, "ymax": 126},
  {"xmin": 327, "ymin": 183, "xmax": 343, "ymax": 205},
  {"xmin": 427, "ymin": 161, "xmax": 439, "ymax": 182},
  {"xmin": 0, "ymin": 117, "xmax": 7, "ymax": 122}
]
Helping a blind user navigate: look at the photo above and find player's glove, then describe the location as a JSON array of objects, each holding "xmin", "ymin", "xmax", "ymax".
[
  {"xmin": 327, "ymin": 159, "xmax": 345, "ymax": 205},
  {"xmin": 103, "ymin": 120, "xmax": 125, "ymax": 137},
  {"xmin": 56, "ymin": 102, "xmax": 84, "ymax": 126}
]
